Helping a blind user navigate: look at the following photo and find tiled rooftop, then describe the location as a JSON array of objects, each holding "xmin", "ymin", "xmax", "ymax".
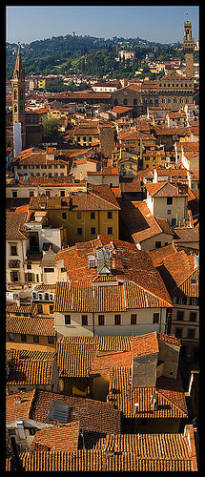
[
  {"xmin": 6, "ymin": 450, "xmax": 195, "ymax": 471},
  {"xmin": 119, "ymin": 200, "xmax": 173, "ymax": 243},
  {"xmin": 6, "ymin": 389, "xmax": 35, "ymax": 423},
  {"xmin": 145, "ymin": 182, "xmax": 188, "ymax": 197},
  {"xmin": 7, "ymin": 349, "xmax": 55, "ymax": 386},
  {"xmin": 55, "ymin": 236, "xmax": 172, "ymax": 307},
  {"xmin": 30, "ymin": 389, "xmax": 121, "ymax": 434},
  {"xmin": 30, "ymin": 421, "xmax": 80, "ymax": 452},
  {"xmin": 6, "ymin": 314, "xmax": 56, "ymax": 336}
]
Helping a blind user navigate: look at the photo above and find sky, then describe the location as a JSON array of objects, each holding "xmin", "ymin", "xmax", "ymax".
[{"xmin": 6, "ymin": 5, "xmax": 199, "ymax": 45}]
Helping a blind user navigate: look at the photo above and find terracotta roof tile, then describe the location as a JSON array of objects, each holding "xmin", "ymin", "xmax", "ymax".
[
  {"xmin": 5, "ymin": 450, "xmax": 194, "ymax": 471},
  {"xmin": 30, "ymin": 389, "xmax": 121, "ymax": 434},
  {"xmin": 6, "ymin": 315, "xmax": 56, "ymax": 336},
  {"xmin": 55, "ymin": 236, "xmax": 172, "ymax": 306},
  {"xmin": 6, "ymin": 211, "xmax": 28, "ymax": 240},
  {"xmin": 145, "ymin": 182, "xmax": 188, "ymax": 197},
  {"xmin": 119, "ymin": 200, "xmax": 173, "ymax": 243},
  {"xmin": 7, "ymin": 349, "xmax": 55, "ymax": 386},
  {"xmin": 107, "ymin": 368, "xmax": 187, "ymax": 419},
  {"xmin": 30, "ymin": 421, "xmax": 80, "ymax": 452},
  {"xmin": 6, "ymin": 389, "xmax": 35, "ymax": 423}
]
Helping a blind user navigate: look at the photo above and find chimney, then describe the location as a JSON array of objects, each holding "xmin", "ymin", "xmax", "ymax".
[
  {"xmin": 150, "ymin": 391, "xmax": 158, "ymax": 410},
  {"xmin": 15, "ymin": 397, "xmax": 22, "ymax": 404},
  {"xmin": 194, "ymin": 254, "xmax": 199, "ymax": 269}
]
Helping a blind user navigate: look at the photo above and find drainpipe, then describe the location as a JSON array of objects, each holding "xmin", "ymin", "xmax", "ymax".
[
  {"xmin": 92, "ymin": 287, "xmax": 95, "ymax": 336},
  {"xmin": 159, "ymin": 307, "xmax": 162, "ymax": 333}
]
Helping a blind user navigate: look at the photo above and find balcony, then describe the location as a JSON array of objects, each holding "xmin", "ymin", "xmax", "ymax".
[{"xmin": 8, "ymin": 260, "xmax": 20, "ymax": 269}]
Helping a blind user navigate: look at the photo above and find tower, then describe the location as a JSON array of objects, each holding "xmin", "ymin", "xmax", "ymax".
[
  {"xmin": 12, "ymin": 44, "xmax": 26, "ymax": 149},
  {"xmin": 184, "ymin": 15, "xmax": 194, "ymax": 78}
]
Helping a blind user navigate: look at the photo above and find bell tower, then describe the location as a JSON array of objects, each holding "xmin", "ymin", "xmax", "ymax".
[
  {"xmin": 184, "ymin": 14, "xmax": 194, "ymax": 78},
  {"xmin": 12, "ymin": 43, "xmax": 26, "ymax": 149}
]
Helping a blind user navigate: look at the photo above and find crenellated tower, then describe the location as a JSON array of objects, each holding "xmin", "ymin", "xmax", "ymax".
[{"xmin": 184, "ymin": 15, "xmax": 194, "ymax": 78}]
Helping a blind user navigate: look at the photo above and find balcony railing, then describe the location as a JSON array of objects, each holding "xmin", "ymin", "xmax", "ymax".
[{"xmin": 8, "ymin": 260, "xmax": 21, "ymax": 269}]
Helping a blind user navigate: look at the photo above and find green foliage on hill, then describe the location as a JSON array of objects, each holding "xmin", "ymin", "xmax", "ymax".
[{"xmin": 6, "ymin": 35, "xmax": 185, "ymax": 79}]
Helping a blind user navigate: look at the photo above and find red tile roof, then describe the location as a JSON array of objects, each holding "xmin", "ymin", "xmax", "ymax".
[
  {"xmin": 6, "ymin": 315, "xmax": 56, "ymax": 336},
  {"xmin": 31, "ymin": 421, "xmax": 80, "ymax": 452},
  {"xmin": 119, "ymin": 200, "xmax": 173, "ymax": 243},
  {"xmin": 6, "ymin": 389, "xmax": 35, "ymax": 423},
  {"xmin": 6, "ymin": 450, "xmax": 194, "ymax": 471},
  {"xmin": 7, "ymin": 349, "xmax": 55, "ymax": 386},
  {"xmin": 30, "ymin": 389, "xmax": 121, "ymax": 434},
  {"xmin": 55, "ymin": 237, "xmax": 172, "ymax": 307},
  {"xmin": 6, "ymin": 211, "xmax": 28, "ymax": 240},
  {"xmin": 145, "ymin": 182, "xmax": 188, "ymax": 197}
]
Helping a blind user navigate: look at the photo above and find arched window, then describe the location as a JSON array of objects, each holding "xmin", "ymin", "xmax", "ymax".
[
  {"xmin": 14, "ymin": 90, "xmax": 17, "ymax": 100},
  {"xmin": 123, "ymin": 99, "xmax": 128, "ymax": 105}
]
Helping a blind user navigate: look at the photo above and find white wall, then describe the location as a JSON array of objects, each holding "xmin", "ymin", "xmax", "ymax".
[
  {"xmin": 139, "ymin": 232, "xmax": 173, "ymax": 251},
  {"xmin": 54, "ymin": 308, "xmax": 167, "ymax": 337},
  {"xmin": 147, "ymin": 194, "xmax": 188, "ymax": 225},
  {"xmin": 39, "ymin": 228, "xmax": 62, "ymax": 252},
  {"xmin": 6, "ymin": 239, "xmax": 27, "ymax": 285}
]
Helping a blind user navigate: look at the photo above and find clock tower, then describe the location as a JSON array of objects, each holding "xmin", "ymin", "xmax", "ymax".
[{"xmin": 184, "ymin": 15, "xmax": 194, "ymax": 78}]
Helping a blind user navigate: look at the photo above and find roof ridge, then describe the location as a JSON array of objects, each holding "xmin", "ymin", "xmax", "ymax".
[{"xmin": 157, "ymin": 389, "xmax": 187, "ymax": 416}]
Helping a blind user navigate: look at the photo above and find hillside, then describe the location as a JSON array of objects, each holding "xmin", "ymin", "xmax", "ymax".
[{"xmin": 6, "ymin": 34, "xmax": 184, "ymax": 79}]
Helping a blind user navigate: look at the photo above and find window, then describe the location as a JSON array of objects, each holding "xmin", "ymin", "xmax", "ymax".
[
  {"xmin": 10, "ymin": 244, "xmax": 17, "ymax": 256},
  {"xmin": 90, "ymin": 211, "xmax": 95, "ymax": 219},
  {"xmin": 107, "ymin": 211, "xmax": 113, "ymax": 219},
  {"xmin": 48, "ymin": 336, "xmax": 54, "ymax": 344},
  {"xmin": 33, "ymin": 335, "xmax": 39, "ymax": 344},
  {"xmin": 175, "ymin": 327, "xmax": 183, "ymax": 338},
  {"xmin": 62, "ymin": 212, "xmax": 67, "ymax": 220},
  {"xmin": 190, "ymin": 297, "xmax": 198, "ymax": 306},
  {"xmin": 65, "ymin": 315, "xmax": 71, "ymax": 325},
  {"xmin": 37, "ymin": 304, "xmax": 43, "ymax": 313},
  {"xmin": 44, "ymin": 268, "xmax": 54, "ymax": 273},
  {"xmin": 60, "ymin": 190, "xmax": 65, "ymax": 197},
  {"xmin": 167, "ymin": 210, "xmax": 171, "ymax": 215},
  {"xmin": 115, "ymin": 314, "xmax": 121, "ymax": 325},
  {"xmin": 155, "ymin": 241, "xmax": 161, "ymax": 249},
  {"xmin": 131, "ymin": 314, "xmax": 137, "ymax": 325},
  {"xmin": 190, "ymin": 312, "xmax": 197, "ymax": 322},
  {"xmin": 77, "ymin": 227, "xmax": 82, "ymax": 235},
  {"xmin": 77, "ymin": 212, "xmax": 82, "ymax": 219},
  {"xmin": 107, "ymin": 227, "xmax": 113, "ymax": 235},
  {"xmin": 49, "ymin": 305, "xmax": 54, "ymax": 314},
  {"xmin": 8, "ymin": 332, "xmax": 14, "ymax": 342},
  {"xmin": 29, "ymin": 191, "xmax": 34, "ymax": 197},
  {"xmin": 187, "ymin": 328, "xmax": 195, "ymax": 339},
  {"xmin": 171, "ymin": 218, "xmax": 176, "ymax": 226},
  {"xmin": 11, "ymin": 271, "xmax": 19, "ymax": 282},
  {"xmin": 21, "ymin": 334, "xmax": 27, "ymax": 343},
  {"xmin": 167, "ymin": 197, "xmax": 173, "ymax": 205},
  {"xmin": 98, "ymin": 315, "xmax": 104, "ymax": 326},
  {"xmin": 27, "ymin": 263, "xmax": 31, "ymax": 270},
  {"xmin": 61, "ymin": 267, "xmax": 66, "ymax": 273},
  {"xmin": 12, "ymin": 191, "xmax": 17, "ymax": 198},
  {"xmin": 177, "ymin": 310, "xmax": 184, "ymax": 321},
  {"xmin": 153, "ymin": 313, "xmax": 159, "ymax": 324},
  {"xmin": 82, "ymin": 315, "xmax": 88, "ymax": 326},
  {"xmin": 90, "ymin": 227, "xmax": 96, "ymax": 235}
]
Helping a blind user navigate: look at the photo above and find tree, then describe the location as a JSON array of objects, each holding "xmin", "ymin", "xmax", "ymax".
[{"xmin": 42, "ymin": 117, "xmax": 60, "ymax": 141}]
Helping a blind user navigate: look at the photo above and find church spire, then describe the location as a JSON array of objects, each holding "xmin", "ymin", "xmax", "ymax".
[{"xmin": 13, "ymin": 43, "xmax": 24, "ymax": 81}]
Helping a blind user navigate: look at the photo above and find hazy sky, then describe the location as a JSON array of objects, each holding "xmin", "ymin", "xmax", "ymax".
[{"xmin": 6, "ymin": 5, "xmax": 199, "ymax": 45}]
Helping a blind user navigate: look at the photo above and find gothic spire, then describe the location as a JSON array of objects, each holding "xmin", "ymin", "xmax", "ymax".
[{"xmin": 13, "ymin": 43, "xmax": 25, "ymax": 81}]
